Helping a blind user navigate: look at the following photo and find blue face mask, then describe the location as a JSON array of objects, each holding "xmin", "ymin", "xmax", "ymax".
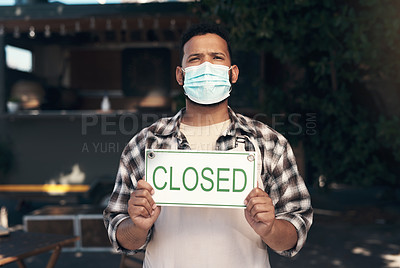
[{"xmin": 183, "ymin": 62, "xmax": 232, "ymax": 105}]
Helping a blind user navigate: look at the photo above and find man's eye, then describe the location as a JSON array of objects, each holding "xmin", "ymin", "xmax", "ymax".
[
  {"xmin": 214, "ymin": 56, "xmax": 223, "ymax": 60},
  {"xmin": 189, "ymin": 57, "xmax": 199, "ymax": 62}
]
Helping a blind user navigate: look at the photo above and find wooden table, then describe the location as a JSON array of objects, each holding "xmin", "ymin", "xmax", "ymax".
[{"xmin": 0, "ymin": 231, "xmax": 79, "ymax": 268}]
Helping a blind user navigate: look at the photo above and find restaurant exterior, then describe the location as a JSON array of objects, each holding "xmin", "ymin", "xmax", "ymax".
[{"xmin": 0, "ymin": 0, "xmax": 199, "ymax": 206}]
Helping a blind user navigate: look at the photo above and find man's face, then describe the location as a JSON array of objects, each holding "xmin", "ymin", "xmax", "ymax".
[
  {"xmin": 181, "ymin": 33, "xmax": 231, "ymax": 69},
  {"xmin": 176, "ymin": 33, "xmax": 239, "ymax": 86}
]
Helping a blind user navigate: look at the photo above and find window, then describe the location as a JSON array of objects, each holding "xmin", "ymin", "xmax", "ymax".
[
  {"xmin": 5, "ymin": 45, "xmax": 33, "ymax": 73},
  {"xmin": 0, "ymin": 0, "xmax": 14, "ymax": 6}
]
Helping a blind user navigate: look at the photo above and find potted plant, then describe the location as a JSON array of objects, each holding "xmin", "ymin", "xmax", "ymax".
[{"xmin": 6, "ymin": 97, "xmax": 21, "ymax": 114}]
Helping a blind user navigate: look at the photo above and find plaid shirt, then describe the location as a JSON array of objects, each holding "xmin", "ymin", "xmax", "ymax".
[{"xmin": 103, "ymin": 107, "xmax": 313, "ymax": 257}]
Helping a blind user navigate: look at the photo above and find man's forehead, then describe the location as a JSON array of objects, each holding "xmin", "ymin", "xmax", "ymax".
[{"xmin": 183, "ymin": 33, "xmax": 229, "ymax": 55}]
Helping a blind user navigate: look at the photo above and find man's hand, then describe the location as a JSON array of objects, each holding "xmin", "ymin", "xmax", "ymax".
[
  {"xmin": 116, "ymin": 179, "xmax": 161, "ymax": 250},
  {"xmin": 244, "ymin": 187, "xmax": 275, "ymax": 238},
  {"xmin": 128, "ymin": 179, "xmax": 161, "ymax": 232},
  {"xmin": 244, "ymin": 186, "xmax": 298, "ymax": 252}
]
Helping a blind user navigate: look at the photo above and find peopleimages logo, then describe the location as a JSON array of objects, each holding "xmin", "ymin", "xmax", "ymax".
[
  {"xmin": 81, "ymin": 141, "xmax": 126, "ymax": 154},
  {"xmin": 81, "ymin": 113, "xmax": 171, "ymax": 136},
  {"xmin": 274, "ymin": 113, "xmax": 316, "ymax": 136},
  {"xmin": 79, "ymin": 112, "xmax": 317, "ymax": 153},
  {"xmin": 80, "ymin": 113, "xmax": 171, "ymax": 154},
  {"xmin": 252, "ymin": 112, "xmax": 317, "ymax": 136}
]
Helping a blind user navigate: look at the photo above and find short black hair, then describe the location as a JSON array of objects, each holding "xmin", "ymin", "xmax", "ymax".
[{"xmin": 180, "ymin": 23, "xmax": 232, "ymax": 63}]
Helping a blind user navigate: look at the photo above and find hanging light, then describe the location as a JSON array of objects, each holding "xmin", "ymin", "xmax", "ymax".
[
  {"xmin": 75, "ymin": 21, "xmax": 81, "ymax": 33},
  {"xmin": 13, "ymin": 26, "xmax": 20, "ymax": 38},
  {"xmin": 169, "ymin": 19, "xmax": 176, "ymax": 31},
  {"xmin": 29, "ymin": 26, "xmax": 36, "ymax": 39},
  {"xmin": 60, "ymin": 24, "xmax": 66, "ymax": 36},
  {"xmin": 57, "ymin": 5, "xmax": 63, "ymax": 15},
  {"xmin": 97, "ymin": 0, "xmax": 106, "ymax": 4},
  {"xmin": 14, "ymin": 7, "xmax": 22, "ymax": 16},
  {"xmin": 44, "ymin": 25, "xmax": 51, "ymax": 38}
]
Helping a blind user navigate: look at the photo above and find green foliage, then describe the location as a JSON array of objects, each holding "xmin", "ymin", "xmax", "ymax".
[
  {"xmin": 198, "ymin": 0, "xmax": 400, "ymax": 187},
  {"xmin": 376, "ymin": 116, "xmax": 400, "ymax": 162},
  {"xmin": 7, "ymin": 96, "xmax": 21, "ymax": 103}
]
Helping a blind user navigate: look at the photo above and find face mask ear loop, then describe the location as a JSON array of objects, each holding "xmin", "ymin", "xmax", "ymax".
[
  {"xmin": 227, "ymin": 65, "xmax": 233, "ymax": 93},
  {"xmin": 228, "ymin": 66, "xmax": 234, "ymax": 85},
  {"xmin": 181, "ymin": 67, "xmax": 186, "ymax": 85}
]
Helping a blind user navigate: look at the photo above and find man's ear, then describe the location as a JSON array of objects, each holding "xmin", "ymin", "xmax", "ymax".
[
  {"xmin": 230, "ymin": 65, "xmax": 239, "ymax": 84},
  {"xmin": 176, "ymin": 66, "xmax": 184, "ymax": 86}
]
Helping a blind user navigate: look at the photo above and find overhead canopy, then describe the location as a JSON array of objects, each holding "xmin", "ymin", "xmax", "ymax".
[{"xmin": 0, "ymin": 2, "xmax": 198, "ymax": 43}]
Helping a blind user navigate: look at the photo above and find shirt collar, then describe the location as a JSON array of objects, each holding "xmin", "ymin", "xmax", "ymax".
[
  {"xmin": 225, "ymin": 107, "xmax": 257, "ymax": 138},
  {"xmin": 153, "ymin": 106, "xmax": 256, "ymax": 138},
  {"xmin": 152, "ymin": 108, "xmax": 185, "ymax": 137}
]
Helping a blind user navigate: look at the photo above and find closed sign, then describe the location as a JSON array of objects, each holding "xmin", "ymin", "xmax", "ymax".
[{"xmin": 145, "ymin": 149, "xmax": 257, "ymax": 208}]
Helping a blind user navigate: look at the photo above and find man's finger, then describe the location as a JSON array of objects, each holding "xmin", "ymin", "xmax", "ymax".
[
  {"xmin": 248, "ymin": 202, "xmax": 273, "ymax": 218},
  {"xmin": 130, "ymin": 196, "xmax": 155, "ymax": 217},
  {"xmin": 137, "ymin": 179, "xmax": 155, "ymax": 195},
  {"xmin": 249, "ymin": 210, "xmax": 275, "ymax": 223},
  {"xmin": 131, "ymin": 204, "xmax": 152, "ymax": 218},
  {"xmin": 128, "ymin": 181, "xmax": 157, "ymax": 218},
  {"xmin": 245, "ymin": 187, "xmax": 269, "ymax": 204},
  {"xmin": 132, "ymin": 188, "xmax": 154, "ymax": 203},
  {"xmin": 246, "ymin": 196, "xmax": 271, "ymax": 210}
]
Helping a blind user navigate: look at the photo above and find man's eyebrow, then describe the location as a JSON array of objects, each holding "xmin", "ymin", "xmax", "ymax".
[
  {"xmin": 187, "ymin": 53, "xmax": 203, "ymax": 58},
  {"xmin": 210, "ymin": 52, "xmax": 226, "ymax": 56},
  {"xmin": 187, "ymin": 52, "xmax": 226, "ymax": 58}
]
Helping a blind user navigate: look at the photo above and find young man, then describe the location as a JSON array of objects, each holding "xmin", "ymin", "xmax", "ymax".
[{"xmin": 104, "ymin": 23, "xmax": 313, "ymax": 267}]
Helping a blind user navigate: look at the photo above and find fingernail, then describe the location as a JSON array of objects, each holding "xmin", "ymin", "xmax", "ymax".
[
  {"xmin": 152, "ymin": 203, "xmax": 157, "ymax": 209},
  {"xmin": 244, "ymin": 200, "xmax": 248, "ymax": 206},
  {"xmin": 151, "ymin": 189, "xmax": 155, "ymax": 195}
]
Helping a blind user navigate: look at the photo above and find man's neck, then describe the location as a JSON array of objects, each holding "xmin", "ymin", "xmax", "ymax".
[{"xmin": 182, "ymin": 99, "xmax": 230, "ymax": 126}]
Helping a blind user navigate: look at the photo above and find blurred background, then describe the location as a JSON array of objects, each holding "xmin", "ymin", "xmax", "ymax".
[{"xmin": 0, "ymin": 0, "xmax": 399, "ymax": 267}]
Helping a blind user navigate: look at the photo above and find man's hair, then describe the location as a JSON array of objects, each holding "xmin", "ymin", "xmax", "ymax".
[{"xmin": 180, "ymin": 23, "xmax": 232, "ymax": 62}]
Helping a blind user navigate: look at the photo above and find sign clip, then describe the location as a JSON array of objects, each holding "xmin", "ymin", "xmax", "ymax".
[
  {"xmin": 148, "ymin": 151, "xmax": 155, "ymax": 159},
  {"xmin": 247, "ymin": 154, "xmax": 255, "ymax": 162}
]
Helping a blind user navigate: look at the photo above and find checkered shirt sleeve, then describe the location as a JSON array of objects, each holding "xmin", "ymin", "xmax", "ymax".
[
  {"xmin": 233, "ymin": 112, "xmax": 313, "ymax": 257},
  {"xmin": 103, "ymin": 127, "xmax": 152, "ymax": 255},
  {"xmin": 103, "ymin": 111, "xmax": 183, "ymax": 255},
  {"xmin": 258, "ymin": 126, "xmax": 313, "ymax": 257}
]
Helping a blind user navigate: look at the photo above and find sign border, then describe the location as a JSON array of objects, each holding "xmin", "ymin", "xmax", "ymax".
[{"xmin": 145, "ymin": 149, "xmax": 257, "ymax": 208}]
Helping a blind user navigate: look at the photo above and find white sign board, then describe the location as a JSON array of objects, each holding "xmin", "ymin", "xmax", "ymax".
[{"xmin": 145, "ymin": 149, "xmax": 257, "ymax": 208}]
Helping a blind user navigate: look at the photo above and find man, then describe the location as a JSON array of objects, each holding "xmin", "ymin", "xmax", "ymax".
[{"xmin": 104, "ymin": 23, "xmax": 313, "ymax": 267}]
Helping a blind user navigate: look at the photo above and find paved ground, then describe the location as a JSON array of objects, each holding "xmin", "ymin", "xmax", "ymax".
[
  {"xmin": 2, "ymin": 185, "xmax": 400, "ymax": 268},
  {"xmin": 269, "ymin": 216, "xmax": 400, "ymax": 268}
]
